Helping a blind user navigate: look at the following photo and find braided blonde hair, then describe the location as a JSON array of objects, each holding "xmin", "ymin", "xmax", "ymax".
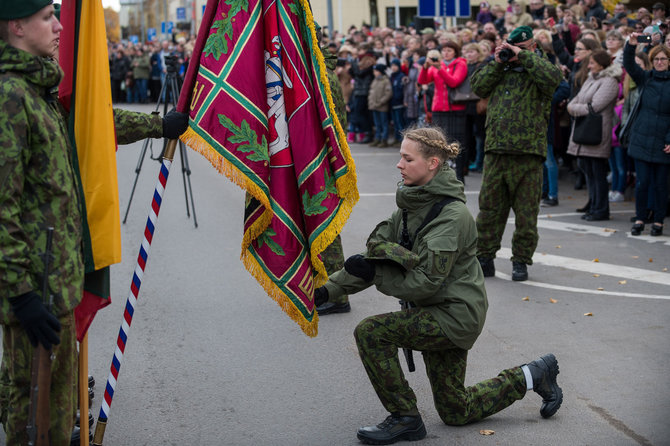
[{"xmin": 401, "ymin": 126, "xmax": 460, "ymax": 164}]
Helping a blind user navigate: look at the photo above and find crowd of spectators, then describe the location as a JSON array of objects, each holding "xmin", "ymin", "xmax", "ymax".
[
  {"xmin": 107, "ymin": 0, "xmax": 670, "ymax": 231},
  {"xmin": 319, "ymin": 0, "xmax": 669, "ymax": 228},
  {"xmin": 108, "ymin": 35, "xmax": 196, "ymax": 104}
]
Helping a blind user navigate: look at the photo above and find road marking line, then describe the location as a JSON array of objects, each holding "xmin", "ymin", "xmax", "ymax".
[
  {"xmin": 497, "ymin": 247, "xmax": 670, "ymax": 287},
  {"xmin": 495, "ymin": 272, "xmax": 670, "ymax": 300}
]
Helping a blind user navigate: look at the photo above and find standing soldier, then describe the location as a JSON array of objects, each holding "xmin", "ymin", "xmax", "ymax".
[
  {"xmin": 315, "ymin": 127, "xmax": 562, "ymax": 445},
  {"xmin": 315, "ymin": 23, "xmax": 350, "ymax": 315},
  {"xmin": 470, "ymin": 26, "xmax": 562, "ymax": 281},
  {"xmin": 0, "ymin": 2, "xmax": 188, "ymax": 444}
]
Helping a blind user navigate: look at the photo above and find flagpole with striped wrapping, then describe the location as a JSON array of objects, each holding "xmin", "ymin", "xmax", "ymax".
[{"xmin": 91, "ymin": 141, "xmax": 176, "ymax": 445}]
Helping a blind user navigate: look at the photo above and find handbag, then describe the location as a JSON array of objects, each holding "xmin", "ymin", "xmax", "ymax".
[
  {"xmin": 615, "ymin": 85, "xmax": 644, "ymax": 148},
  {"xmin": 572, "ymin": 103, "xmax": 602, "ymax": 145},
  {"xmin": 448, "ymin": 77, "xmax": 480, "ymax": 103}
]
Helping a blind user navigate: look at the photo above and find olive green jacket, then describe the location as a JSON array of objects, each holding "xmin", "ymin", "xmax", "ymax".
[
  {"xmin": 0, "ymin": 41, "xmax": 162, "ymax": 325},
  {"xmin": 325, "ymin": 167, "xmax": 488, "ymax": 350}
]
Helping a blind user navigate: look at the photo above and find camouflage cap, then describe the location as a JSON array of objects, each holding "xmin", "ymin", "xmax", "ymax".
[
  {"xmin": 365, "ymin": 240, "xmax": 420, "ymax": 271},
  {"xmin": 508, "ymin": 26, "xmax": 533, "ymax": 44},
  {"xmin": 0, "ymin": 0, "xmax": 53, "ymax": 20}
]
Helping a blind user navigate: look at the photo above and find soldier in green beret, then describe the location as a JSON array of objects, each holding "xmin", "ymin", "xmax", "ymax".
[
  {"xmin": 0, "ymin": 2, "xmax": 188, "ymax": 444},
  {"xmin": 315, "ymin": 127, "xmax": 562, "ymax": 445},
  {"xmin": 470, "ymin": 25, "xmax": 563, "ymax": 282}
]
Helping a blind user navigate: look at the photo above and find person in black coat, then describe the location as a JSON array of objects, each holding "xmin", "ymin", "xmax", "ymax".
[
  {"xmin": 110, "ymin": 48, "xmax": 130, "ymax": 103},
  {"xmin": 623, "ymin": 37, "xmax": 670, "ymax": 236}
]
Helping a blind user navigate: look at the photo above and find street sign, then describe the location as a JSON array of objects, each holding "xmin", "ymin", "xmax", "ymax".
[
  {"xmin": 176, "ymin": 7, "xmax": 186, "ymax": 21},
  {"xmin": 129, "ymin": 35, "xmax": 139, "ymax": 44},
  {"xmin": 161, "ymin": 21, "xmax": 174, "ymax": 35},
  {"xmin": 147, "ymin": 27, "xmax": 157, "ymax": 42},
  {"xmin": 418, "ymin": 0, "xmax": 470, "ymax": 17}
]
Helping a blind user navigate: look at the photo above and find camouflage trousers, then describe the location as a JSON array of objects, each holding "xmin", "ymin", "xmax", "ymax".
[
  {"xmin": 354, "ymin": 308, "xmax": 527, "ymax": 425},
  {"xmin": 0, "ymin": 313, "xmax": 77, "ymax": 446},
  {"xmin": 476, "ymin": 153, "xmax": 543, "ymax": 265},
  {"xmin": 321, "ymin": 234, "xmax": 348, "ymax": 304}
]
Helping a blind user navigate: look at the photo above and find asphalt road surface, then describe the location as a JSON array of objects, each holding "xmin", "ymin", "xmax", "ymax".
[{"xmin": 2, "ymin": 103, "xmax": 668, "ymax": 446}]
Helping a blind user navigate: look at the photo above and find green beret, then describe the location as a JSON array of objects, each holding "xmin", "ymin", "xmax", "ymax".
[
  {"xmin": 0, "ymin": 0, "xmax": 53, "ymax": 20},
  {"xmin": 508, "ymin": 26, "xmax": 533, "ymax": 44},
  {"xmin": 365, "ymin": 240, "xmax": 420, "ymax": 271}
]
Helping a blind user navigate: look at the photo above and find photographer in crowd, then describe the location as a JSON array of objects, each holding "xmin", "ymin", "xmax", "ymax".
[{"xmin": 471, "ymin": 26, "xmax": 562, "ymax": 282}]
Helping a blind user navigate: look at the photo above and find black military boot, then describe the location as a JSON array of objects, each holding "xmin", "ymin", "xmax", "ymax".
[
  {"xmin": 526, "ymin": 353, "xmax": 563, "ymax": 419},
  {"xmin": 316, "ymin": 301, "xmax": 351, "ymax": 315},
  {"xmin": 478, "ymin": 257, "xmax": 495, "ymax": 277},
  {"xmin": 512, "ymin": 262, "xmax": 528, "ymax": 281},
  {"xmin": 357, "ymin": 413, "xmax": 427, "ymax": 445}
]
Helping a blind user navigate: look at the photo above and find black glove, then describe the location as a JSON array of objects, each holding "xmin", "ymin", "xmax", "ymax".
[
  {"xmin": 162, "ymin": 108, "xmax": 189, "ymax": 139},
  {"xmin": 9, "ymin": 292, "xmax": 61, "ymax": 349},
  {"xmin": 344, "ymin": 254, "xmax": 376, "ymax": 282},
  {"xmin": 314, "ymin": 287, "xmax": 329, "ymax": 307}
]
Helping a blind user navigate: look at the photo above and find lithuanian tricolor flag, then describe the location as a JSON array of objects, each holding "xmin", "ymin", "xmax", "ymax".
[{"xmin": 58, "ymin": 0, "xmax": 119, "ymax": 341}]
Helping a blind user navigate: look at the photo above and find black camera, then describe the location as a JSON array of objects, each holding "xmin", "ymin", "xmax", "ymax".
[
  {"xmin": 499, "ymin": 47, "xmax": 515, "ymax": 62},
  {"xmin": 164, "ymin": 55, "xmax": 181, "ymax": 73},
  {"xmin": 430, "ymin": 57, "xmax": 439, "ymax": 62},
  {"xmin": 638, "ymin": 34, "xmax": 652, "ymax": 43}
]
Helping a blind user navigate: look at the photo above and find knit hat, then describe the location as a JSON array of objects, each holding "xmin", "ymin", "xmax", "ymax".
[
  {"xmin": 0, "ymin": 0, "xmax": 53, "ymax": 20},
  {"xmin": 374, "ymin": 63, "xmax": 387, "ymax": 72},
  {"xmin": 508, "ymin": 26, "xmax": 534, "ymax": 44},
  {"xmin": 390, "ymin": 58, "xmax": 402, "ymax": 68}
]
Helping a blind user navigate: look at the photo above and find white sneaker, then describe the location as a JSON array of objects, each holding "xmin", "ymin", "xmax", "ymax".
[
  {"xmin": 609, "ymin": 191, "xmax": 624, "ymax": 202},
  {"xmin": 608, "ymin": 191, "xmax": 614, "ymax": 201}
]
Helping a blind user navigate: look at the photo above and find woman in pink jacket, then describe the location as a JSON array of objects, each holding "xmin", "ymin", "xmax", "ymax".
[{"xmin": 418, "ymin": 41, "xmax": 469, "ymax": 182}]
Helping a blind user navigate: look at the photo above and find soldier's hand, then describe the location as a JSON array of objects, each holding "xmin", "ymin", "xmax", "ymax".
[
  {"xmin": 162, "ymin": 108, "xmax": 189, "ymax": 139},
  {"xmin": 9, "ymin": 292, "xmax": 61, "ymax": 349},
  {"xmin": 314, "ymin": 287, "xmax": 329, "ymax": 307},
  {"xmin": 344, "ymin": 254, "xmax": 376, "ymax": 282}
]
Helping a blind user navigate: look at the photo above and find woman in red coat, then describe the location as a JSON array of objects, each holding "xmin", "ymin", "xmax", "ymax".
[{"xmin": 418, "ymin": 41, "xmax": 469, "ymax": 182}]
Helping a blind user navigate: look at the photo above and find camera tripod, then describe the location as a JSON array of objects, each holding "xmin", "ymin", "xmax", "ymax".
[{"xmin": 122, "ymin": 64, "xmax": 198, "ymax": 228}]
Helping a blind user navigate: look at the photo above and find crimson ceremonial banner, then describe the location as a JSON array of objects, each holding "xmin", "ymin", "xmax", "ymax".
[{"xmin": 181, "ymin": 0, "xmax": 358, "ymax": 336}]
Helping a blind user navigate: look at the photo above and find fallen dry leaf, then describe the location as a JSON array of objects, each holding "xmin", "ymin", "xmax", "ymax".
[
  {"xmin": 618, "ymin": 280, "xmax": 627, "ymax": 285},
  {"xmin": 584, "ymin": 312, "xmax": 593, "ymax": 316},
  {"xmin": 663, "ymin": 268, "xmax": 668, "ymax": 272},
  {"xmin": 549, "ymin": 298, "xmax": 558, "ymax": 303},
  {"xmin": 649, "ymin": 258, "xmax": 653, "ymax": 263},
  {"xmin": 593, "ymin": 274, "xmax": 600, "ymax": 278},
  {"xmin": 479, "ymin": 430, "xmax": 495, "ymax": 436},
  {"xmin": 603, "ymin": 228, "xmax": 617, "ymax": 232},
  {"xmin": 593, "ymin": 258, "xmax": 600, "ymax": 262},
  {"xmin": 632, "ymin": 256, "xmax": 639, "ymax": 259},
  {"xmin": 555, "ymin": 245, "xmax": 561, "ymax": 249},
  {"xmin": 522, "ymin": 296, "xmax": 529, "ymax": 301},
  {"xmin": 597, "ymin": 287, "xmax": 604, "ymax": 291}
]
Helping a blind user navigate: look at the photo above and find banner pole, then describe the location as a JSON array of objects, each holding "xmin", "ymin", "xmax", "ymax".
[
  {"xmin": 91, "ymin": 142, "xmax": 176, "ymax": 445},
  {"xmin": 79, "ymin": 333, "xmax": 89, "ymax": 446}
]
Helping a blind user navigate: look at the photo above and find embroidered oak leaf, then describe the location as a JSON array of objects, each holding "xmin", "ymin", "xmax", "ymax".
[
  {"xmin": 302, "ymin": 169, "xmax": 336, "ymax": 215},
  {"xmin": 203, "ymin": 16, "xmax": 231, "ymax": 59},
  {"xmin": 257, "ymin": 228, "xmax": 285, "ymax": 256},
  {"xmin": 203, "ymin": 0, "xmax": 249, "ymax": 60},
  {"xmin": 218, "ymin": 115, "xmax": 269, "ymax": 163}
]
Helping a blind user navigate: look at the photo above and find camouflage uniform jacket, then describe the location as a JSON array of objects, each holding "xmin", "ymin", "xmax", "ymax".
[
  {"xmin": 324, "ymin": 167, "xmax": 488, "ymax": 350},
  {"xmin": 0, "ymin": 41, "xmax": 162, "ymax": 325},
  {"xmin": 470, "ymin": 50, "xmax": 562, "ymax": 159},
  {"xmin": 322, "ymin": 49, "xmax": 347, "ymax": 130}
]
